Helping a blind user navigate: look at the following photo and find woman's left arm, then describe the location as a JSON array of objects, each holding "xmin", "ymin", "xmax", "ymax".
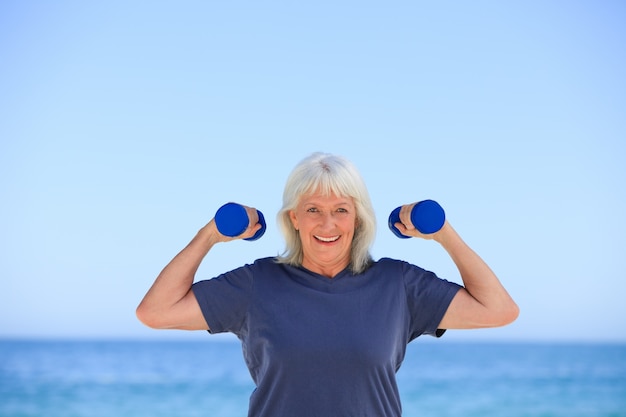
[
  {"xmin": 394, "ymin": 203, "xmax": 519, "ymax": 329},
  {"xmin": 434, "ymin": 222, "xmax": 519, "ymax": 329}
]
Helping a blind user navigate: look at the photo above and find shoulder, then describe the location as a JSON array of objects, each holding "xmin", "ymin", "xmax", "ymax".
[
  {"xmin": 372, "ymin": 257, "xmax": 422, "ymax": 274},
  {"xmin": 226, "ymin": 256, "xmax": 280, "ymax": 273},
  {"xmin": 247, "ymin": 256, "xmax": 283, "ymax": 273},
  {"xmin": 359, "ymin": 257, "xmax": 425, "ymax": 284},
  {"xmin": 234, "ymin": 257, "xmax": 293, "ymax": 282},
  {"xmin": 198, "ymin": 257, "xmax": 280, "ymax": 285},
  {"xmin": 250, "ymin": 256, "xmax": 279, "ymax": 267},
  {"xmin": 370, "ymin": 257, "xmax": 437, "ymax": 286}
]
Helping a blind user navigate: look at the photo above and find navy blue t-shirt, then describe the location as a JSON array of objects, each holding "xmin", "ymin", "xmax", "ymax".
[{"xmin": 192, "ymin": 257, "xmax": 462, "ymax": 417}]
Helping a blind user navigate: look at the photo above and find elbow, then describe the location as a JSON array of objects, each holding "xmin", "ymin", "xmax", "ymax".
[
  {"xmin": 496, "ymin": 300, "xmax": 520, "ymax": 327},
  {"xmin": 509, "ymin": 301, "xmax": 521, "ymax": 324},
  {"xmin": 136, "ymin": 303, "xmax": 164, "ymax": 329},
  {"xmin": 478, "ymin": 300, "xmax": 520, "ymax": 328}
]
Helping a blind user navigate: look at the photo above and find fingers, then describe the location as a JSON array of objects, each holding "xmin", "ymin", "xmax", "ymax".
[
  {"xmin": 243, "ymin": 205, "xmax": 259, "ymax": 227},
  {"xmin": 397, "ymin": 202, "xmax": 434, "ymax": 239},
  {"xmin": 241, "ymin": 205, "xmax": 261, "ymax": 237},
  {"xmin": 398, "ymin": 203, "xmax": 417, "ymax": 232},
  {"xmin": 211, "ymin": 203, "xmax": 263, "ymax": 241},
  {"xmin": 225, "ymin": 205, "xmax": 262, "ymax": 240}
]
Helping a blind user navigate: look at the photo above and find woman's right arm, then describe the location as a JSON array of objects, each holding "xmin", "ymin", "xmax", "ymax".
[{"xmin": 136, "ymin": 208, "xmax": 261, "ymax": 331}]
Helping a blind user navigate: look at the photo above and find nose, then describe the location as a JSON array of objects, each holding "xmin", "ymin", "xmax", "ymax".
[{"xmin": 320, "ymin": 211, "xmax": 336, "ymax": 229}]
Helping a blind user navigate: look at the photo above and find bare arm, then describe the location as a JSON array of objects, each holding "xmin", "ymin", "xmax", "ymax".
[
  {"xmin": 136, "ymin": 207, "xmax": 261, "ymax": 330},
  {"xmin": 435, "ymin": 222, "xmax": 519, "ymax": 329},
  {"xmin": 395, "ymin": 204, "xmax": 519, "ymax": 329}
]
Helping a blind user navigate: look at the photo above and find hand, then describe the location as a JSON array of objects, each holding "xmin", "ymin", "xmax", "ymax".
[
  {"xmin": 393, "ymin": 202, "xmax": 446, "ymax": 240},
  {"xmin": 210, "ymin": 204, "xmax": 263, "ymax": 242}
]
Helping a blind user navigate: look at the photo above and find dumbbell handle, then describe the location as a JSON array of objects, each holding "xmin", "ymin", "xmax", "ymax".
[
  {"xmin": 388, "ymin": 199, "xmax": 445, "ymax": 238},
  {"xmin": 214, "ymin": 202, "xmax": 266, "ymax": 241}
]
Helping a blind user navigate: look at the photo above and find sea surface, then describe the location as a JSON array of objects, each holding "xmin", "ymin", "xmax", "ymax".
[{"xmin": 1, "ymin": 339, "xmax": 625, "ymax": 417}]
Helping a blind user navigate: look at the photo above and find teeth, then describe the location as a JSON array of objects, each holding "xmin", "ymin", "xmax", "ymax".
[{"xmin": 315, "ymin": 235, "xmax": 339, "ymax": 242}]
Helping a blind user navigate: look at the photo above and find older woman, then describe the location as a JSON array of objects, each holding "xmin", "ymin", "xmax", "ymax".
[{"xmin": 136, "ymin": 152, "xmax": 519, "ymax": 417}]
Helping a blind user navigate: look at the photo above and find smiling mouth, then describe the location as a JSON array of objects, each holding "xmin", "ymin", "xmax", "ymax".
[{"xmin": 315, "ymin": 235, "xmax": 340, "ymax": 242}]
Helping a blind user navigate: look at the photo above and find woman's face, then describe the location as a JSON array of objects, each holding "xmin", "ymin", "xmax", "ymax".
[{"xmin": 289, "ymin": 191, "xmax": 357, "ymax": 278}]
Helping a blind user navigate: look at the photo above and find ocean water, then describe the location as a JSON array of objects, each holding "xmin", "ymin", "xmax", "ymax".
[{"xmin": 1, "ymin": 339, "xmax": 625, "ymax": 417}]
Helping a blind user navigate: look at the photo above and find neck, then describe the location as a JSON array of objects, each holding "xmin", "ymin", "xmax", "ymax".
[{"xmin": 301, "ymin": 259, "xmax": 349, "ymax": 279}]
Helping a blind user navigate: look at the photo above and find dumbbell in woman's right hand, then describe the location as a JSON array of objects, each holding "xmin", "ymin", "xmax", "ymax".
[
  {"xmin": 388, "ymin": 199, "xmax": 446, "ymax": 238},
  {"xmin": 214, "ymin": 202, "xmax": 266, "ymax": 241}
]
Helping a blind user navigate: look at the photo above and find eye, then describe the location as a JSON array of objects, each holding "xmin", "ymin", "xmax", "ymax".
[
  {"xmin": 337, "ymin": 208, "xmax": 348, "ymax": 213},
  {"xmin": 306, "ymin": 207, "xmax": 319, "ymax": 213}
]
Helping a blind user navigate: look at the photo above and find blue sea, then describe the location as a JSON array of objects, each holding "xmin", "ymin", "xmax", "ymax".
[{"xmin": 1, "ymin": 339, "xmax": 625, "ymax": 417}]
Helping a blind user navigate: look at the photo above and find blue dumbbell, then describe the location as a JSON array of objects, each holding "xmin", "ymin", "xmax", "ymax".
[
  {"xmin": 214, "ymin": 202, "xmax": 266, "ymax": 241},
  {"xmin": 388, "ymin": 199, "xmax": 445, "ymax": 238}
]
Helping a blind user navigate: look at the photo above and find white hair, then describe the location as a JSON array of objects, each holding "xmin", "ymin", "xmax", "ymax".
[{"xmin": 276, "ymin": 152, "xmax": 376, "ymax": 274}]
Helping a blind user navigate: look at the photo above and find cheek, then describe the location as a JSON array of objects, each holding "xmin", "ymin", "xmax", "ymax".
[{"xmin": 341, "ymin": 218, "xmax": 358, "ymax": 234}]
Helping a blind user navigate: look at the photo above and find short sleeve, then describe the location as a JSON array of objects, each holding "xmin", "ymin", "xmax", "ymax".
[
  {"xmin": 402, "ymin": 261, "xmax": 462, "ymax": 341},
  {"xmin": 191, "ymin": 264, "xmax": 253, "ymax": 335}
]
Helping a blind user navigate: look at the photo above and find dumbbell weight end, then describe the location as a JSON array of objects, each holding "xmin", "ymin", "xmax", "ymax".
[
  {"xmin": 388, "ymin": 199, "xmax": 445, "ymax": 238},
  {"xmin": 215, "ymin": 202, "xmax": 266, "ymax": 241}
]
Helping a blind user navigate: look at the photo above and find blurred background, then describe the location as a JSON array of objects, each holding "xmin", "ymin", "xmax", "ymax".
[
  {"xmin": 1, "ymin": 1, "xmax": 624, "ymax": 343},
  {"xmin": 2, "ymin": 2, "xmax": 626, "ymax": 416}
]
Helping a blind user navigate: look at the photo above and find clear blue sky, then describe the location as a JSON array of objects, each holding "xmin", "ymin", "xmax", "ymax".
[{"xmin": 1, "ymin": 1, "xmax": 624, "ymax": 342}]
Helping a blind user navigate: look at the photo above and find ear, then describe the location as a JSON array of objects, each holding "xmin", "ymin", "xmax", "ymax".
[{"xmin": 288, "ymin": 210, "xmax": 299, "ymax": 231}]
